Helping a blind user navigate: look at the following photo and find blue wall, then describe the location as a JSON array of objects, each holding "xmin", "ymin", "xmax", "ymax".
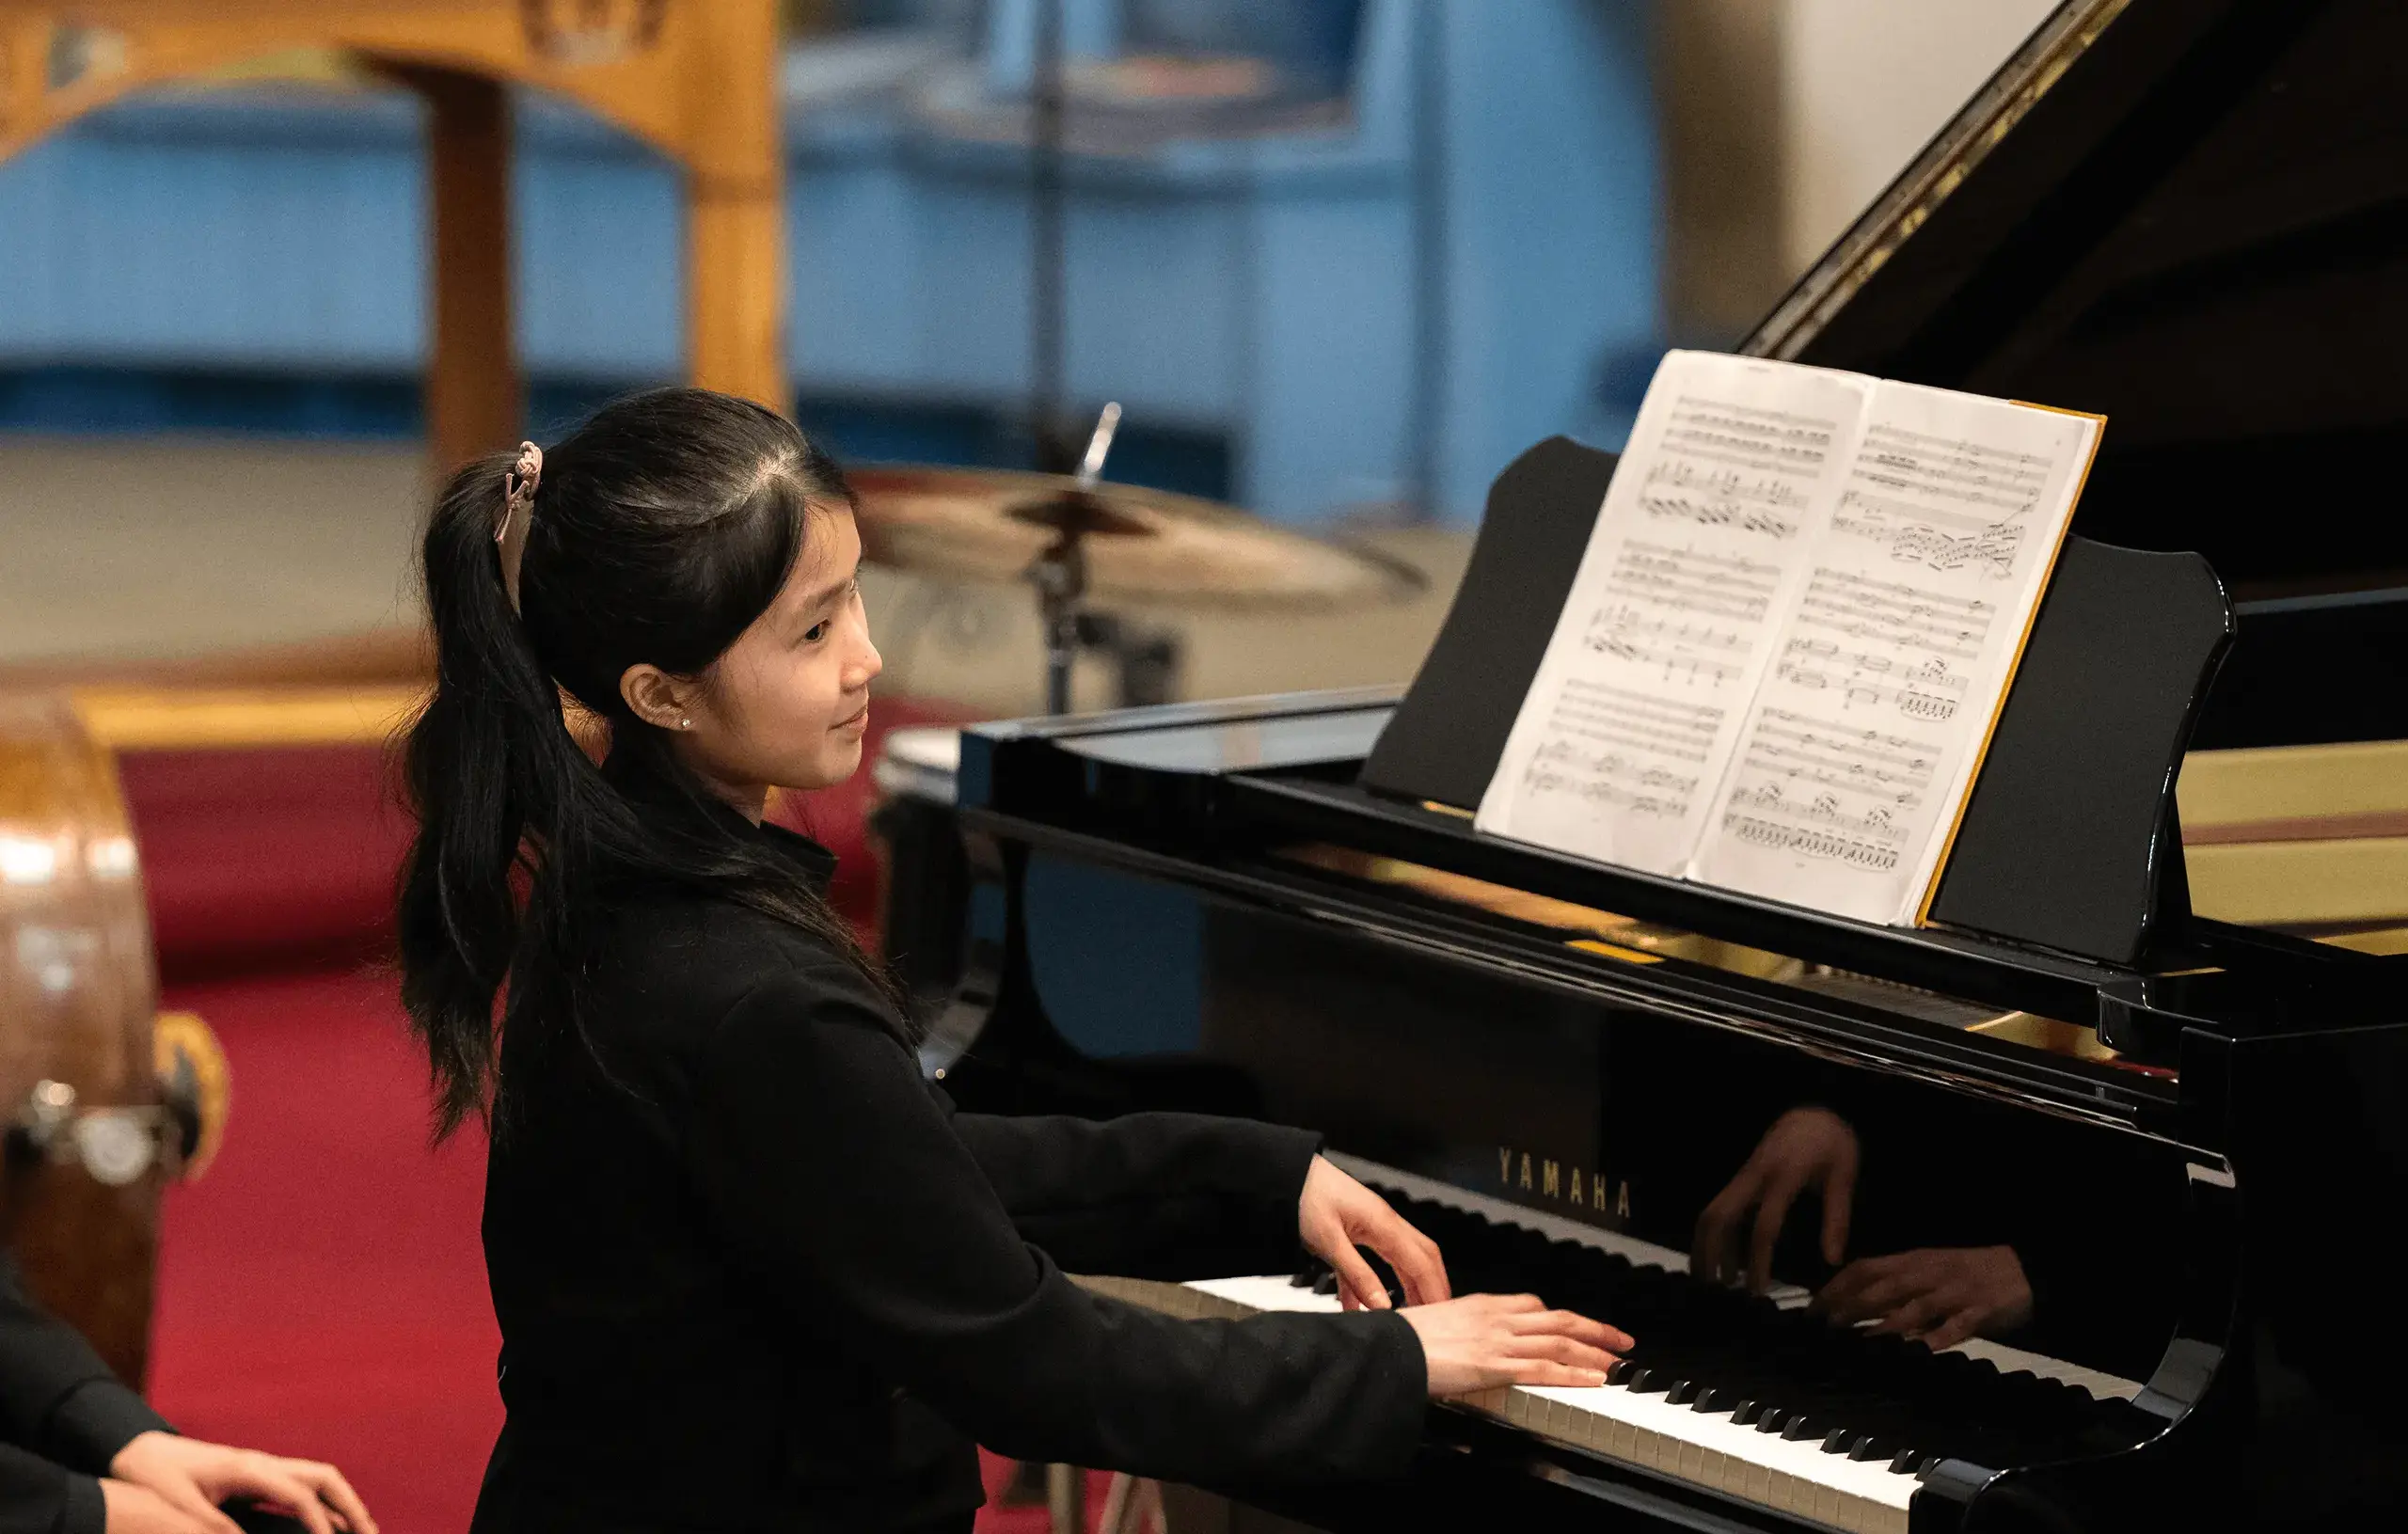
[{"xmin": 0, "ymin": 0, "xmax": 1659, "ymax": 524}]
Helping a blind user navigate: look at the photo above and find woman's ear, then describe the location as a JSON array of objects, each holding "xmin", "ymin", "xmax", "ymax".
[{"xmin": 620, "ymin": 663, "xmax": 696, "ymax": 732}]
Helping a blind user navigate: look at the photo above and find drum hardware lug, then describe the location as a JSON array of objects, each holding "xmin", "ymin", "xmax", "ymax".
[
  {"xmin": 12, "ymin": 1078, "xmax": 78, "ymax": 1151},
  {"xmin": 7, "ymin": 1080, "xmax": 165, "ymax": 1186}
]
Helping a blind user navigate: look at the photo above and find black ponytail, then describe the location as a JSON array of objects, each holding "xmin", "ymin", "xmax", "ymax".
[{"xmin": 398, "ymin": 387, "xmax": 906, "ymax": 1142}]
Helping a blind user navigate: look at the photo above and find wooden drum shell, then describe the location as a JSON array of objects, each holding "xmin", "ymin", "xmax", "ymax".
[{"xmin": 0, "ymin": 692, "xmax": 165, "ymax": 1385}]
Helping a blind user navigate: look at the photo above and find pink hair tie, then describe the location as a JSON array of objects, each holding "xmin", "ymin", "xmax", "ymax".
[{"xmin": 495, "ymin": 441, "xmax": 543, "ymax": 611}]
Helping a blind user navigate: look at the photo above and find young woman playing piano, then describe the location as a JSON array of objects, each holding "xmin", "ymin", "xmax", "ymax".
[{"xmin": 396, "ymin": 388, "xmax": 1628, "ymax": 1533}]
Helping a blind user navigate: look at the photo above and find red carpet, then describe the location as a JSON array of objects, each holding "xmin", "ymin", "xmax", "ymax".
[
  {"xmin": 149, "ymin": 964, "xmax": 499, "ymax": 1533},
  {"xmin": 119, "ymin": 702, "xmax": 1101, "ymax": 1534}
]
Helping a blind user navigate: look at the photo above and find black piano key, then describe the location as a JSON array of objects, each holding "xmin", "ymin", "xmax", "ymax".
[
  {"xmin": 1288, "ymin": 1271, "xmax": 1319, "ymax": 1288},
  {"xmin": 1821, "ymin": 1427, "xmax": 1857, "ymax": 1454},
  {"xmin": 1782, "ymin": 1415, "xmax": 1824, "ymax": 1442},
  {"xmin": 1849, "ymin": 1435, "xmax": 1898, "ymax": 1463},
  {"xmin": 1311, "ymin": 1271, "xmax": 1339, "ymax": 1296},
  {"xmin": 1606, "ymin": 1359, "xmax": 1639, "ymax": 1386},
  {"xmin": 1730, "ymin": 1399, "xmax": 1765, "ymax": 1426},
  {"xmin": 1755, "ymin": 1409, "xmax": 1790, "ymax": 1434},
  {"xmin": 1665, "ymin": 1379, "xmax": 1701, "ymax": 1405},
  {"xmin": 1690, "ymin": 1387, "xmax": 1732, "ymax": 1414},
  {"xmin": 1890, "ymin": 1448, "xmax": 1925, "ymax": 1476},
  {"xmin": 1625, "ymin": 1368, "xmax": 1668, "ymax": 1393}
]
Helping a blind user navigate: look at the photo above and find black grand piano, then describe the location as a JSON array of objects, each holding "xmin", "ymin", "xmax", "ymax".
[{"xmin": 911, "ymin": 1, "xmax": 2408, "ymax": 1528}]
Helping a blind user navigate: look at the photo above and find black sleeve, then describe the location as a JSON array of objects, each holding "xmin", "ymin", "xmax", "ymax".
[
  {"xmin": 0, "ymin": 1259, "xmax": 171, "ymax": 1473},
  {"xmin": 0, "ymin": 1444, "xmax": 103, "ymax": 1534},
  {"xmin": 688, "ymin": 970, "xmax": 1429, "ymax": 1486},
  {"xmin": 942, "ymin": 1099, "xmax": 1321, "ymax": 1280}
]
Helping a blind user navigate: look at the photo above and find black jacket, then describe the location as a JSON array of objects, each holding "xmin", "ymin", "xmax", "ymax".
[
  {"xmin": 471, "ymin": 804, "xmax": 1426, "ymax": 1532},
  {"xmin": 0, "ymin": 1256, "xmax": 173, "ymax": 1534}
]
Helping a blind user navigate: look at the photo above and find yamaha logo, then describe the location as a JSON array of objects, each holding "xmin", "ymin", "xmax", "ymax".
[{"xmin": 1499, "ymin": 1146, "xmax": 1630, "ymax": 1223}]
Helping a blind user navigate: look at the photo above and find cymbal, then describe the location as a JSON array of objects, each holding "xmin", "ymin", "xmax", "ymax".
[{"xmin": 847, "ymin": 466, "xmax": 1426, "ymax": 612}]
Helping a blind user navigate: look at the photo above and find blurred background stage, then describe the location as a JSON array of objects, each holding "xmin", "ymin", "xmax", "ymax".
[{"xmin": 0, "ymin": 2, "xmax": 2064, "ymax": 1529}]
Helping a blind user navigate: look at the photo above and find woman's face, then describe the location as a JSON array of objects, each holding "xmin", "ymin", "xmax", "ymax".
[{"xmin": 648, "ymin": 506, "xmax": 882, "ymax": 811}]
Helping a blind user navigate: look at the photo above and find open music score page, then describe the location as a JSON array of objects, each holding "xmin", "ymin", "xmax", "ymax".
[{"xmin": 1475, "ymin": 351, "xmax": 2102, "ymax": 925}]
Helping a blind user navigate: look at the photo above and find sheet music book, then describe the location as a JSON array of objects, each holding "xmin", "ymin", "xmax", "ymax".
[{"xmin": 1474, "ymin": 350, "xmax": 2104, "ymax": 925}]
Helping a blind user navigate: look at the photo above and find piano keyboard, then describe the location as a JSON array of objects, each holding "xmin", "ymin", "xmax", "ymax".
[{"xmin": 1075, "ymin": 1156, "xmax": 2153, "ymax": 1534}]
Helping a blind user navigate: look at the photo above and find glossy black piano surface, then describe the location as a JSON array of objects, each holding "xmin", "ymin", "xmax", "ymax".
[
  {"xmin": 931, "ymin": 692, "xmax": 2407, "ymax": 1532},
  {"xmin": 903, "ymin": 0, "xmax": 2408, "ymax": 1526}
]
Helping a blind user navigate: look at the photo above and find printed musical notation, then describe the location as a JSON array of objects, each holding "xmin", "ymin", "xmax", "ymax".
[
  {"xmin": 1775, "ymin": 637, "xmax": 1969, "ymax": 720},
  {"xmin": 1514, "ymin": 681, "xmax": 1720, "ymax": 825},
  {"xmin": 1853, "ymin": 421, "xmax": 2051, "ymax": 518},
  {"xmin": 1794, "ymin": 567, "xmax": 1992, "ymax": 659},
  {"xmin": 1832, "ymin": 419, "xmax": 2053, "ymax": 577},
  {"xmin": 1582, "ymin": 601, "xmax": 1746, "ymax": 686},
  {"xmin": 1687, "ymin": 377, "xmax": 2098, "ymax": 924},
  {"xmin": 1660, "ymin": 396, "xmax": 1837, "ymax": 475},
  {"xmin": 1710, "ymin": 709, "xmax": 1944, "ymax": 873},
  {"xmin": 1481, "ymin": 351, "xmax": 1877, "ymax": 878},
  {"xmin": 1639, "ymin": 458, "xmax": 1808, "ymax": 540},
  {"xmin": 1738, "ymin": 709, "xmax": 1938, "ymax": 807},
  {"xmin": 1602, "ymin": 541, "xmax": 1781, "ymax": 625},
  {"xmin": 1832, "ymin": 503, "xmax": 2026, "ymax": 577},
  {"xmin": 1522, "ymin": 738, "xmax": 1701, "ymax": 820}
]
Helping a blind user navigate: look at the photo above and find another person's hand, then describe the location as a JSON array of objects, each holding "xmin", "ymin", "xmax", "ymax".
[
  {"xmin": 110, "ymin": 1431, "xmax": 377, "ymax": 1534},
  {"xmin": 1297, "ymin": 1155, "xmax": 1450, "ymax": 1310},
  {"xmin": 101, "ymin": 1480, "xmax": 213, "ymax": 1534},
  {"xmin": 1401, "ymin": 1293, "xmax": 1633, "ymax": 1397},
  {"xmin": 1692, "ymin": 1106, "xmax": 1860, "ymax": 1293},
  {"xmin": 1816, "ymin": 1245, "xmax": 2033, "ymax": 1351}
]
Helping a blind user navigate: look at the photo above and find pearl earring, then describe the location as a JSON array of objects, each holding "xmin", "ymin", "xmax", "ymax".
[{"xmin": 680, "ymin": 719, "xmax": 692, "ymax": 730}]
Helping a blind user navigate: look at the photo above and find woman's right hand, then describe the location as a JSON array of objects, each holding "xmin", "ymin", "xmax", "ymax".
[{"xmin": 1400, "ymin": 1292, "xmax": 1633, "ymax": 1397}]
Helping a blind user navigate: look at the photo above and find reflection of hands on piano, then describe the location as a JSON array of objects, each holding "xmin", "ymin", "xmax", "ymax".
[
  {"xmin": 1815, "ymin": 1246, "xmax": 2033, "ymax": 1352},
  {"xmin": 1692, "ymin": 1106, "xmax": 1861, "ymax": 1293},
  {"xmin": 1696, "ymin": 1110, "xmax": 2039, "ymax": 1351},
  {"xmin": 1399, "ymin": 1293, "xmax": 1635, "ymax": 1398},
  {"xmin": 1295, "ymin": 1153, "xmax": 1451, "ymax": 1309}
]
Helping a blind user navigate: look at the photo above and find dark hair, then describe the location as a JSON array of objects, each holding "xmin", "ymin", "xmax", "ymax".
[{"xmin": 398, "ymin": 386, "xmax": 906, "ymax": 1141}]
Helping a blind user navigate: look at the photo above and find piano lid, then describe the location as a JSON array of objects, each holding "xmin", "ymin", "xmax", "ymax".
[{"xmin": 1745, "ymin": 0, "xmax": 2408, "ymax": 598}]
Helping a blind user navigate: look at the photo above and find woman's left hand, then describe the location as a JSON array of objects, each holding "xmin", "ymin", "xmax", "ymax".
[{"xmin": 1297, "ymin": 1155, "xmax": 1451, "ymax": 1310}]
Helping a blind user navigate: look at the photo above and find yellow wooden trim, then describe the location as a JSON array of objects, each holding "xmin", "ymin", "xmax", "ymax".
[
  {"xmin": 68, "ymin": 684, "xmax": 426, "ymax": 751},
  {"xmin": 1567, "ymin": 937, "xmax": 1664, "ymax": 966},
  {"xmin": 2186, "ymin": 836, "xmax": 2408, "ymax": 927},
  {"xmin": 2178, "ymin": 738, "xmax": 2408, "ymax": 829},
  {"xmin": 2320, "ymin": 925, "xmax": 2408, "ymax": 957}
]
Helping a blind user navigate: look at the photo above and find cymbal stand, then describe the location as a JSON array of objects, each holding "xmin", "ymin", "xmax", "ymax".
[{"xmin": 1030, "ymin": 403, "xmax": 1122, "ymax": 714}]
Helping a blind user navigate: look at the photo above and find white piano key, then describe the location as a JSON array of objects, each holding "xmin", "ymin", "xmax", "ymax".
[
  {"xmin": 1080, "ymin": 1272, "xmax": 1912, "ymax": 1534},
  {"xmin": 1189, "ymin": 1273, "xmax": 1343, "ymax": 1313},
  {"xmin": 1520, "ymin": 1380, "xmax": 1912, "ymax": 1534}
]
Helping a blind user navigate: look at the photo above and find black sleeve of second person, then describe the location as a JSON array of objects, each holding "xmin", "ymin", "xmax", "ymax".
[
  {"xmin": 941, "ymin": 1099, "xmax": 1321, "ymax": 1281},
  {"xmin": 0, "ymin": 1442, "xmax": 103, "ymax": 1534},
  {"xmin": 687, "ymin": 968, "xmax": 1429, "ymax": 1488},
  {"xmin": 0, "ymin": 1256, "xmax": 171, "ymax": 1474}
]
